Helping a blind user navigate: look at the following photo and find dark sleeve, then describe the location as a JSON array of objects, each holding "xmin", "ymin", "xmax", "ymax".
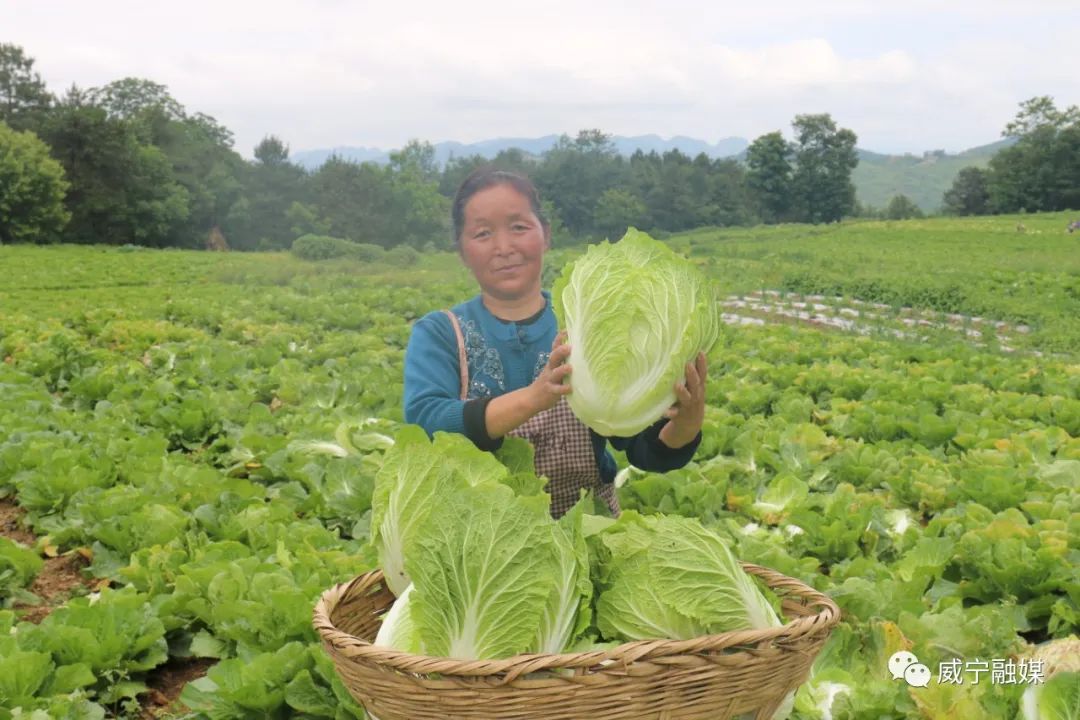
[
  {"xmin": 462, "ymin": 396, "xmax": 503, "ymax": 451},
  {"xmin": 607, "ymin": 418, "xmax": 701, "ymax": 472}
]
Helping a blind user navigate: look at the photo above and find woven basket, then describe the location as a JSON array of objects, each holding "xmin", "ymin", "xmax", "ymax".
[{"xmin": 313, "ymin": 563, "xmax": 840, "ymax": 720}]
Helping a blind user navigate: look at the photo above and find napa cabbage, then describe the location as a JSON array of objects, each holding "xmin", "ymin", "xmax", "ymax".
[
  {"xmin": 369, "ymin": 427, "xmax": 467, "ymax": 596},
  {"xmin": 553, "ymin": 227, "xmax": 720, "ymax": 437},
  {"xmin": 373, "ymin": 583, "xmax": 419, "ymax": 654},
  {"xmin": 374, "ymin": 481, "xmax": 592, "ymax": 660},
  {"xmin": 592, "ymin": 512, "xmax": 781, "ymax": 641},
  {"xmin": 370, "ymin": 429, "xmax": 593, "ymax": 660},
  {"xmin": 1022, "ymin": 672, "xmax": 1080, "ymax": 720},
  {"xmin": 1021, "ymin": 638, "xmax": 1080, "ymax": 720},
  {"xmin": 369, "ymin": 427, "xmax": 543, "ymax": 596}
]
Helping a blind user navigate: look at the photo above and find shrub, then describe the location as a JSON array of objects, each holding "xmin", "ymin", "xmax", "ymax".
[
  {"xmin": 385, "ymin": 244, "xmax": 421, "ymax": 267},
  {"xmin": 290, "ymin": 235, "xmax": 356, "ymax": 261},
  {"xmin": 354, "ymin": 243, "xmax": 387, "ymax": 263}
]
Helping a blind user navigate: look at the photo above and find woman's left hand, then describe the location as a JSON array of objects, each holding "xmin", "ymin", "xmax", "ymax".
[{"xmin": 659, "ymin": 352, "xmax": 708, "ymax": 449}]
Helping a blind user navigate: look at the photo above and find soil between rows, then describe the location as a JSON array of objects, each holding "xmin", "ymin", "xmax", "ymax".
[
  {"xmin": 2, "ymin": 497, "xmax": 91, "ymax": 621},
  {"xmin": 2, "ymin": 497, "xmax": 215, "ymax": 716}
]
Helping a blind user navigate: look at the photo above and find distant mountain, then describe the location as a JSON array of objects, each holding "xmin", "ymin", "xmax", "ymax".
[
  {"xmin": 290, "ymin": 135, "xmax": 750, "ymax": 170},
  {"xmin": 291, "ymin": 145, "xmax": 388, "ymax": 168},
  {"xmin": 609, "ymin": 134, "xmax": 749, "ymax": 159},
  {"xmin": 291, "ymin": 135, "xmax": 1014, "ymax": 212}
]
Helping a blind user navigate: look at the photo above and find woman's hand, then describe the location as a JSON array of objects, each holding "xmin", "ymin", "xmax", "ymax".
[
  {"xmin": 528, "ymin": 330, "xmax": 572, "ymax": 414},
  {"xmin": 659, "ymin": 352, "xmax": 708, "ymax": 449}
]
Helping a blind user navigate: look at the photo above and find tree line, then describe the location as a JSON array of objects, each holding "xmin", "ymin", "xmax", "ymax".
[
  {"xmin": 2, "ymin": 42, "xmax": 1074, "ymax": 250},
  {"xmin": 848, "ymin": 97, "xmax": 1080, "ymax": 222},
  {"xmin": 941, "ymin": 97, "xmax": 1080, "ymax": 217},
  {"xmin": 0, "ymin": 43, "xmax": 863, "ymax": 250}
]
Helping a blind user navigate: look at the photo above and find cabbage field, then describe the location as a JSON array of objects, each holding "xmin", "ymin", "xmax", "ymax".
[{"xmin": 1, "ymin": 213, "xmax": 1079, "ymax": 719}]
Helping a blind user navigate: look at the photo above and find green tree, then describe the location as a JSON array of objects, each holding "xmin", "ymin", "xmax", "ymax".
[
  {"xmin": 593, "ymin": 188, "xmax": 648, "ymax": 239},
  {"xmin": 1002, "ymin": 96, "xmax": 1080, "ymax": 138},
  {"xmin": 77, "ymin": 78, "xmax": 246, "ymax": 247},
  {"xmin": 943, "ymin": 167, "xmax": 991, "ymax": 216},
  {"xmin": 386, "ymin": 140, "xmax": 450, "ymax": 247},
  {"xmin": 625, "ymin": 150, "xmax": 677, "ymax": 231},
  {"xmin": 884, "ymin": 194, "xmax": 924, "ymax": 220},
  {"xmin": 629, "ymin": 150, "xmax": 753, "ymax": 232},
  {"xmin": 87, "ymin": 77, "xmax": 185, "ymax": 123},
  {"xmin": 254, "ymin": 135, "xmax": 290, "ymax": 165},
  {"xmin": 535, "ymin": 129, "xmax": 625, "ymax": 236},
  {"xmin": 286, "ymin": 201, "xmax": 332, "ymax": 239},
  {"xmin": 705, "ymin": 157, "xmax": 754, "ymax": 227},
  {"xmin": 136, "ymin": 106, "xmax": 245, "ymax": 247},
  {"xmin": 439, "ymin": 148, "xmax": 539, "ymax": 197},
  {"xmin": 790, "ymin": 114, "xmax": 858, "ymax": 223},
  {"xmin": 0, "ymin": 43, "xmax": 53, "ymax": 131},
  {"xmin": 310, "ymin": 156, "xmax": 392, "ymax": 245},
  {"xmin": 389, "ymin": 171, "xmax": 449, "ymax": 248},
  {"xmin": 187, "ymin": 112, "xmax": 235, "ymax": 149},
  {"xmin": 988, "ymin": 96, "xmax": 1080, "ymax": 213},
  {"xmin": 489, "ymin": 148, "xmax": 535, "ymax": 177},
  {"xmin": 39, "ymin": 87, "xmax": 189, "ymax": 246},
  {"xmin": 851, "ymin": 201, "xmax": 882, "ymax": 219},
  {"xmin": 0, "ymin": 122, "xmax": 70, "ymax": 243},
  {"xmin": 540, "ymin": 198, "xmax": 567, "ymax": 243},
  {"xmin": 439, "ymin": 153, "xmax": 487, "ymax": 196},
  {"xmin": 639, "ymin": 150, "xmax": 696, "ymax": 231},
  {"xmin": 229, "ymin": 136, "xmax": 309, "ymax": 250},
  {"xmin": 389, "ymin": 140, "xmax": 439, "ymax": 183},
  {"xmin": 745, "ymin": 131, "xmax": 793, "ymax": 223}
]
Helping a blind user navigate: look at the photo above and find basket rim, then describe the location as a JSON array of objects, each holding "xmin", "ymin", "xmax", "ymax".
[{"xmin": 313, "ymin": 561, "xmax": 841, "ymax": 682}]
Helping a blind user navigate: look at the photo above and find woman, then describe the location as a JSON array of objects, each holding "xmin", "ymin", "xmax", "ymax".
[{"xmin": 403, "ymin": 167, "xmax": 707, "ymax": 517}]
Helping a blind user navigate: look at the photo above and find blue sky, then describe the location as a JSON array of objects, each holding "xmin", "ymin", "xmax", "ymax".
[{"xmin": 4, "ymin": 0, "xmax": 1078, "ymax": 157}]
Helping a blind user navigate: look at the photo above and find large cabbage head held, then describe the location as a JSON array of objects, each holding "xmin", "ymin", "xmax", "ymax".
[{"xmin": 553, "ymin": 228, "xmax": 720, "ymax": 437}]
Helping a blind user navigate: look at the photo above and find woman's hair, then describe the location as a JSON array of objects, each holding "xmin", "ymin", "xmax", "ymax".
[{"xmin": 451, "ymin": 167, "xmax": 549, "ymax": 247}]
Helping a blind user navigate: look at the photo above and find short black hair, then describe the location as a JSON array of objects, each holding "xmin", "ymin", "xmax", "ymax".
[{"xmin": 451, "ymin": 167, "xmax": 549, "ymax": 247}]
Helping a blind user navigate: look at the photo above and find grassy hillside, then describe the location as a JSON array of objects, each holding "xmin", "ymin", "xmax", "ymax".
[{"xmin": 853, "ymin": 140, "xmax": 1013, "ymax": 212}]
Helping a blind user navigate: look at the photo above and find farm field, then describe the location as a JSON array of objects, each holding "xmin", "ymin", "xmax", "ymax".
[
  {"xmin": 681, "ymin": 211, "xmax": 1080, "ymax": 355},
  {"xmin": 1, "ymin": 213, "xmax": 1078, "ymax": 719}
]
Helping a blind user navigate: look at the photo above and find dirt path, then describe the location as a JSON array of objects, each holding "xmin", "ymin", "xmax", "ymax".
[
  {"xmin": 1, "ymin": 497, "xmax": 91, "ymax": 622},
  {"xmin": 0, "ymin": 496, "xmax": 35, "ymax": 544},
  {"xmin": 139, "ymin": 657, "xmax": 217, "ymax": 719},
  {"xmin": 4, "ymin": 498, "xmax": 214, "ymax": 715}
]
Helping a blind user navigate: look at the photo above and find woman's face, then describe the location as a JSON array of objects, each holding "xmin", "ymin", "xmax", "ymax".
[{"xmin": 459, "ymin": 184, "xmax": 549, "ymax": 302}]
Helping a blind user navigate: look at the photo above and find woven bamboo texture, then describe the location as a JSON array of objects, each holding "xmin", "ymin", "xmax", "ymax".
[{"xmin": 313, "ymin": 563, "xmax": 840, "ymax": 720}]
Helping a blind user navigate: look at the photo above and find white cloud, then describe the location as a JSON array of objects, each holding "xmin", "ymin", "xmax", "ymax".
[{"xmin": 4, "ymin": 0, "xmax": 1078, "ymax": 155}]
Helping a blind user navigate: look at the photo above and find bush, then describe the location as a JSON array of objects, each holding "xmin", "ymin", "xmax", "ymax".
[
  {"xmin": 354, "ymin": 243, "xmax": 387, "ymax": 262},
  {"xmin": 290, "ymin": 235, "xmax": 357, "ymax": 261},
  {"xmin": 385, "ymin": 244, "xmax": 421, "ymax": 267}
]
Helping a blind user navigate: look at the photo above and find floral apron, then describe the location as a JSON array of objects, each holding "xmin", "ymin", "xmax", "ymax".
[{"xmin": 444, "ymin": 310, "xmax": 619, "ymax": 518}]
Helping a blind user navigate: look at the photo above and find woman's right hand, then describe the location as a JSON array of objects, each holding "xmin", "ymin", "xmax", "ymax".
[{"xmin": 529, "ymin": 330, "xmax": 572, "ymax": 413}]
